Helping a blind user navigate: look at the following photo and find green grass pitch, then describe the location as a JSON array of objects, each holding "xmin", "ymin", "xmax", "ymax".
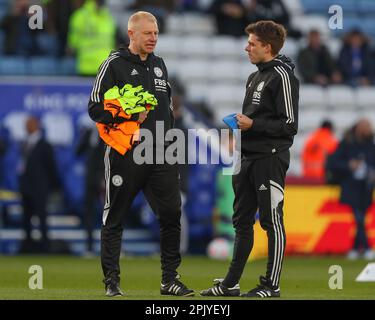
[{"xmin": 0, "ymin": 255, "xmax": 374, "ymax": 300}]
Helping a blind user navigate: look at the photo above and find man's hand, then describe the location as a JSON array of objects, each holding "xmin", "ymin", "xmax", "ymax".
[
  {"xmin": 137, "ymin": 111, "xmax": 149, "ymax": 124},
  {"xmin": 236, "ymin": 114, "xmax": 253, "ymax": 131}
]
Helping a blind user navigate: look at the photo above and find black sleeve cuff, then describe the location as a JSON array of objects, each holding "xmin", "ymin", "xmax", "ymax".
[{"xmin": 113, "ymin": 113, "xmax": 139, "ymax": 123}]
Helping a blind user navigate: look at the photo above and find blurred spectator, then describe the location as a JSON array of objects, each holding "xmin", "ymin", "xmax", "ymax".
[
  {"xmin": 209, "ymin": 0, "xmax": 248, "ymax": 37},
  {"xmin": 213, "ymin": 131, "xmax": 235, "ymax": 241},
  {"xmin": 297, "ymin": 30, "xmax": 342, "ymax": 85},
  {"xmin": 0, "ymin": 0, "xmax": 40, "ymax": 55},
  {"xmin": 0, "ymin": 125, "xmax": 18, "ymax": 191},
  {"xmin": 170, "ymin": 76, "xmax": 190, "ymax": 253},
  {"xmin": 128, "ymin": 0, "xmax": 176, "ymax": 33},
  {"xmin": 19, "ymin": 116, "xmax": 60, "ymax": 252},
  {"xmin": 0, "ymin": 135, "xmax": 5, "ymax": 156},
  {"xmin": 327, "ymin": 119, "xmax": 375, "ymax": 260},
  {"xmin": 372, "ymin": 49, "xmax": 375, "ymax": 84},
  {"xmin": 0, "ymin": 131, "xmax": 7, "ymax": 187},
  {"xmin": 170, "ymin": 76, "xmax": 189, "ymax": 193},
  {"xmin": 338, "ymin": 29, "xmax": 372, "ymax": 86},
  {"xmin": 245, "ymin": 0, "xmax": 302, "ymax": 39},
  {"xmin": 190, "ymin": 100, "xmax": 215, "ymax": 123},
  {"xmin": 177, "ymin": 0, "xmax": 201, "ymax": 12},
  {"xmin": 302, "ymin": 120, "xmax": 338, "ymax": 180},
  {"xmin": 44, "ymin": 0, "xmax": 83, "ymax": 56},
  {"xmin": 67, "ymin": 0, "xmax": 116, "ymax": 76},
  {"xmin": 76, "ymin": 124, "xmax": 104, "ymax": 256}
]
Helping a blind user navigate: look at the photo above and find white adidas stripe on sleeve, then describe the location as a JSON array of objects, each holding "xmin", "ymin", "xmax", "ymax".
[
  {"xmin": 274, "ymin": 66, "xmax": 294, "ymax": 124},
  {"xmin": 90, "ymin": 54, "xmax": 119, "ymax": 103}
]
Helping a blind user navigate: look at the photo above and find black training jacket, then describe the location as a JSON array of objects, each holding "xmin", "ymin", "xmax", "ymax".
[
  {"xmin": 240, "ymin": 54, "xmax": 299, "ymax": 159},
  {"xmin": 88, "ymin": 47, "xmax": 174, "ymax": 137}
]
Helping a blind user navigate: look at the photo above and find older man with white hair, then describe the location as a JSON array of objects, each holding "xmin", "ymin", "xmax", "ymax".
[{"xmin": 88, "ymin": 11, "xmax": 193, "ymax": 297}]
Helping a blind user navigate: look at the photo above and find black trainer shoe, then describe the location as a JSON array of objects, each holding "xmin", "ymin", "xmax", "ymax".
[
  {"xmin": 200, "ymin": 278, "xmax": 240, "ymax": 297},
  {"xmin": 104, "ymin": 278, "xmax": 124, "ymax": 297},
  {"xmin": 160, "ymin": 275, "xmax": 194, "ymax": 297},
  {"xmin": 241, "ymin": 276, "xmax": 280, "ymax": 298}
]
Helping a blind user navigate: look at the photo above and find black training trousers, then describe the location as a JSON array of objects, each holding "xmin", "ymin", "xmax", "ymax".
[
  {"xmin": 101, "ymin": 145, "xmax": 182, "ymax": 284},
  {"xmin": 223, "ymin": 150, "xmax": 290, "ymax": 289}
]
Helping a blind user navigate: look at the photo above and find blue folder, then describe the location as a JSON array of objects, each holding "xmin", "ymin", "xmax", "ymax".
[{"xmin": 222, "ymin": 113, "xmax": 238, "ymax": 131}]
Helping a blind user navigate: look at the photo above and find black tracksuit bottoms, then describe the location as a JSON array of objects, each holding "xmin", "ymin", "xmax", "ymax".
[
  {"xmin": 101, "ymin": 145, "xmax": 182, "ymax": 284},
  {"xmin": 223, "ymin": 150, "xmax": 290, "ymax": 289}
]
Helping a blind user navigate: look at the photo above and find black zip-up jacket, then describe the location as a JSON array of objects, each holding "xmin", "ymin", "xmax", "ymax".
[
  {"xmin": 241, "ymin": 54, "xmax": 299, "ymax": 159},
  {"xmin": 88, "ymin": 47, "xmax": 174, "ymax": 139}
]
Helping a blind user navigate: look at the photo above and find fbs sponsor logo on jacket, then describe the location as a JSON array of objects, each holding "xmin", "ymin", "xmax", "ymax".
[{"xmin": 252, "ymin": 81, "xmax": 265, "ymax": 105}]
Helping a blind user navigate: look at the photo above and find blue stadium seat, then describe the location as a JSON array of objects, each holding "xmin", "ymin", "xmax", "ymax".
[
  {"xmin": 0, "ymin": 0, "xmax": 8, "ymax": 17},
  {"xmin": 343, "ymin": 17, "xmax": 363, "ymax": 32},
  {"xmin": 333, "ymin": 0, "xmax": 357, "ymax": 13},
  {"xmin": 332, "ymin": 16, "xmax": 364, "ymax": 36},
  {"xmin": 0, "ymin": 6, "xmax": 7, "ymax": 20},
  {"xmin": 53, "ymin": 146, "xmax": 83, "ymax": 203},
  {"xmin": 2, "ymin": 142, "xmax": 20, "ymax": 191},
  {"xmin": 358, "ymin": 0, "xmax": 375, "ymax": 13},
  {"xmin": 0, "ymin": 126, "xmax": 20, "ymax": 191},
  {"xmin": 0, "ymin": 56, "xmax": 27, "ymax": 75},
  {"xmin": 362, "ymin": 18, "xmax": 375, "ymax": 37},
  {"xmin": 58, "ymin": 57, "xmax": 77, "ymax": 75},
  {"xmin": 301, "ymin": 0, "xmax": 357, "ymax": 14},
  {"xmin": 36, "ymin": 33, "xmax": 59, "ymax": 56},
  {"xmin": 29, "ymin": 57, "xmax": 58, "ymax": 75},
  {"xmin": 186, "ymin": 163, "xmax": 216, "ymax": 224},
  {"xmin": 301, "ymin": 0, "xmax": 331, "ymax": 13}
]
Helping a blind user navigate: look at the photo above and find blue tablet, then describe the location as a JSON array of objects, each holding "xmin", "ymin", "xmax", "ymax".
[{"xmin": 222, "ymin": 113, "xmax": 238, "ymax": 131}]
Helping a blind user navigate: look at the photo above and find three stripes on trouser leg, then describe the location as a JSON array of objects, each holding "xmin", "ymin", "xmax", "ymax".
[
  {"xmin": 103, "ymin": 145, "xmax": 111, "ymax": 226},
  {"xmin": 269, "ymin": 179, "xmax": 285, "ymax": 288}
]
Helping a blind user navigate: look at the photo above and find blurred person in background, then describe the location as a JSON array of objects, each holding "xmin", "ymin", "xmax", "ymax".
[
  {"xmin": 169, "ymin": 76, "xmax": 190, "ymax": 254},
  {"xmin": 128, "ymin": 0, "xmax": 176, "ymax": 34},
  {"xmin": 169, "ymin": 76, "xmax": 188, "ymax": 193},
  {"xmin": 302, "ymin": 120, "xmax": 338, "ymax": 180},
  {"xmin": 209, "ymin": 0, "xmax": 248, "ymax": 37},
  {"xmin": 0, "ymin": 0, "xmax": 39, "ymax": 56},
  {"xmin": 372, "ymin": 48, "xmax": 375, "ymax": 84},
  {"xmin": 245, "ymin": 0, "xmax": 302, "ymax": 39},
  {"xmin": 144, "ymin": 76, "xmax": 191, "ymax": 254},
  {"xmin": 19, "ymin": 116, "xmax": 60, "ymax": 253},
  {"xmin": 297, "ymin": 30, "xmax": 342, "ymax": 85},
  {"xmin": 0, "ymin": 131, "xmax": 7, "ymax": 190},
  {"xmin": 0, "ymin": 125, "xmax": 18, "ymax": 192},
  {"xmin": 213, "ymin": 131, "xmax": 235, "ymax": 243},
  {"xmin": 67, "ymin": 0, "xmax": 116, "ymax": 76},
  {"xmin": 338, "ymin": 29, "xmax": 372, "ymax": 86},
  {"xmin": 327, "ymin": 119, "xmax": 375, "ymax": 260},
  {"xmin": 76, "ymin": 124, "xmax": 105, "ymax": 257},
  {"xmin": 177, "ymin": 0, "xmax": 202, "ymax": 11},
  {"xmin": 44, "ymin": 0, "xmax": 83, "ymax": 56}
]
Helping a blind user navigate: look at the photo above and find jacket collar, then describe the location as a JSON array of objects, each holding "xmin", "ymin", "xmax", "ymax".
[
  {"xmin": 115, "ymin": 47, "xmax": 156, "ymax": 65},
  {"xmin": 256, "ymin": 54, "xmax": 295, "ymax": 72}
]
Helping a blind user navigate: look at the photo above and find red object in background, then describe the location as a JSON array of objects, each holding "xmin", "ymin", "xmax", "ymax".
[
  {"xmin": 319, "ymin": 199, "xmax": 353, "ymax": 215},
  {"xmin": 313, "ymin": 200, "xmax": 375, "ymax": 253},
  {"xmin": 286, "ymin": 175, "xmax": 325, "ymax": 185}
]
